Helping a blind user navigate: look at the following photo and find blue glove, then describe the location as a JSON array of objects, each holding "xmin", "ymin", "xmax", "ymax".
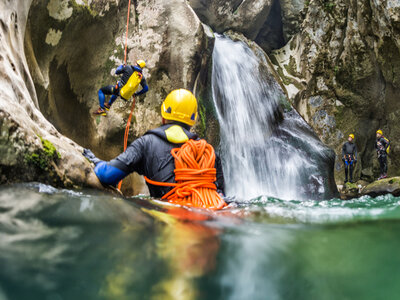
[{"xmin": 83, "ymin": 149, "xmax": 102, "ymax": 166}]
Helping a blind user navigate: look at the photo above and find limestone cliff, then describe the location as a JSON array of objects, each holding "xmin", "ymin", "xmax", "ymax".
[
  {"xmin": 0, "ymin": 0, "xmax": 101, "ymax": 188},
  {"xmin": 269, "ymin": 0, "xmax": 400, "ymax": 182},
  {"xmin": 23, "ymin": 0, "xmax": 211, "ymax": 194}
]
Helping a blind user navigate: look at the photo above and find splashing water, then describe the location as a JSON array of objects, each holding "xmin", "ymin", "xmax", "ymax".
[{"xmin": 211, "ymin": 35, "xmax": 335, "ymax": 200}]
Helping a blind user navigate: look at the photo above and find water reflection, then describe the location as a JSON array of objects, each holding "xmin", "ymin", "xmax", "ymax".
[
  {"xmin": 144, "ymin": 207, "xmax": 221, "ymax": 300},
  {"xmin": 2, "ymin": 184, "xmax": 400, "ymax": 299}
]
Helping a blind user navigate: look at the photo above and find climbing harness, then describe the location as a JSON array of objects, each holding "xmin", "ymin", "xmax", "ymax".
[{"xmin": 144, "ymin": 139, "xmax": 227, "ymax": 210}]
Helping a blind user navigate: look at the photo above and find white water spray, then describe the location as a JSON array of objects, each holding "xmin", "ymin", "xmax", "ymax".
[{"xmin": 212, "ymin": 35, "xmax": 332, "ymax": 200}]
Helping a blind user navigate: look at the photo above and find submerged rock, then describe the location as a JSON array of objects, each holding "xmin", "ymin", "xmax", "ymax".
[{"xmin": 361, "ymin": 177, "xmax": 400, "ymax": 197}]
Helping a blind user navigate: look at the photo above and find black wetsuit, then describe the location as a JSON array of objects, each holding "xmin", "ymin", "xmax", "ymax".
[
  {"xmin": 375, "ymin": 136, "xmax": 390, "ymax": 176},
  {"xmin": 93, "ymin": 123, "xmax": 225, "ymax": 198},
  {"xmin": 342, "ymin": 141, "xmax": 357, "ymax": 182}
]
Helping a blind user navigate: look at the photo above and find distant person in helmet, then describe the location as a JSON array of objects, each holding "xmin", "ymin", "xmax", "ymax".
[
  {"xmin": 375, "ymin": 129, "xmax": 390, "ymax": 180},
  {"xmin": 93, "ymin": 59, "xmax": 149, "ymax": 116},
  {"xmin": 342, "ymin": 133, "xmax": 357, "ymax": 183},
  {"xmin": 84, "ymin": 89, "xmax": 225, "ymax": 197}
]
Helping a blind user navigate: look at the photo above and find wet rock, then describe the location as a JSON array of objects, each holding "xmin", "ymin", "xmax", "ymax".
[
  {"xmin": 187, "ymin": 0, "xmax": 273, "ymax": 39},
  {"xmin": 340, "ymin": 182, "xmax": 361, "ymax": 200},
  {"xmin": 360, "ymin": 168, "xmax": 375, "ymax": 182},
  {"xmin": 188, "ymin": 0, "xmax": 286, "ymax": 52},
  {"xmin": 270, "ymin": 0, "xmax": 400, "ymax": 182},
  {"xmin": 361, "ymin": 177, "xmax": 400, "ymax": 197},
  {"xmin": 279, "ymin": 0, "xmax": 305, "ymax": 40},
  {"xmin": 0, "ymin": 0, "xmax": 101, "ymax": 189}
]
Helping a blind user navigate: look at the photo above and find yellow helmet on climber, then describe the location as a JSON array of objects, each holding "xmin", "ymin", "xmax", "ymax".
[
  {"xmin": 136, "ymin": 60, "xmax": 146, "ymax": 69},
  {"xmin": 349, "ymin": 134, "xmax": 355, "ymax": 139},
  {"xmin": 376, "ymin": 129, "xmax": 383, "ymax": 135},
  {"xmin": 161, "ymin": 89, "xmax": 198, "ymax": 126}
]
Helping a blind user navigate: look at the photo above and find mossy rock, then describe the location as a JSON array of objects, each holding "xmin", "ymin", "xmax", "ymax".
[
  {"xmin": 340, "ymin": 182, "xmax": 360, "ymax": 199},
  {"xmin": 25, "ymin": 137, "xmax": 60, "ymax": 172},
  {"xmin": 361, "ymin": 177, "xmax": 400, "ymax": 197}
]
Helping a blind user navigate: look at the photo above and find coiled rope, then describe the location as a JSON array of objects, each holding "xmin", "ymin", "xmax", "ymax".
[{"xmin": 145, "ymin": 139, "xmax": 227, "ymax": 210}]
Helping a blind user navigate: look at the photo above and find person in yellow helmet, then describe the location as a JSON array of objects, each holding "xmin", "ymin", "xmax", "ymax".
[
  {"xmin": 341, "ymin": 133, "xmax": 357, "ymax": 183},
  {"xmin": 84, "ymin": 89, "xmax": 225, "ymax": 197},
  {"xmin": 375, "ymin": 129, "xmax": 390, "ymax": 180},
  {"xmin": 94, "ymin": 60, "xmax": 148, "ymax": 116}
]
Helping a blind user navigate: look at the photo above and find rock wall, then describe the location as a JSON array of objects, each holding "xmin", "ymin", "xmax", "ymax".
[
  {"xmin": 0, "ymin": 0, "xmax": 100, "ymax": 188},
  {"xmin": 269, "ymin": 0, "xmax": 400, "ymax": 182},
  {"xmin": 23, "ymin": 0, "xmax": 211, "ymax": 194},
  {"xmin": 188, "ymin": 0, "xmax": 286, "ymax": 52}
]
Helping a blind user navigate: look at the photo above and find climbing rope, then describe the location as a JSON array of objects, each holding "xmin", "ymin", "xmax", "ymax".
[
  {"xmin": 117, "ymin": 96, "xmax": 135, "ymax": 190},
  {"xmin": 124, "ymin": 0, "xmax": 132, "ymax": 65},
  {"xmin": 145, "ymin": 139, "xmax": 227, "ymax": 210},
  {"xmin": 117, "ymin": 0, "xmax": 134, "ymax": 191}
]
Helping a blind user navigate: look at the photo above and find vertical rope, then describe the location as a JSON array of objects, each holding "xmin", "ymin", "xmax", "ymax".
[
  {"xmin": 118, "ymin": 0, "xmax": 134, "ymax": 191},
  {"xmin": 117, "ymin": 96, "xmax": 136, "ymax": 190}
]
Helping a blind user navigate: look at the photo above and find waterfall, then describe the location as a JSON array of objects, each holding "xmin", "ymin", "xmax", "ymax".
[{"xmin": 211, "ymin": 35, "xmax": 336, "ymax": 200}]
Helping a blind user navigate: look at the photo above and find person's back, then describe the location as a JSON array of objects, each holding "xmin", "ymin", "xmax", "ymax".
[
  {"xmin": 84, "ymin": 89, "xmax": 225, "ymax": 199},
  {"xmin": 104, "ymin": 123, "xmax": 224, "ymax": 197}
]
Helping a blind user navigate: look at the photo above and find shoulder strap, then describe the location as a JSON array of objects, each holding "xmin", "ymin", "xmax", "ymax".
[{"xmin": 145, "ymin": 124, "xmax": 197, "ymax": 144}]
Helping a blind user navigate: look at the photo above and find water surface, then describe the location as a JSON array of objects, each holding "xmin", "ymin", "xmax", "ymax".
[{"xmin": 1, "ymin": 183, "xmax": 399, "ymax": 300}]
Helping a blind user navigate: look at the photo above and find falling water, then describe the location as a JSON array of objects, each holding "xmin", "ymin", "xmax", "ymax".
[{"xmin": 211, "ymin": 35, "xmax": 336, "ymax": 200}]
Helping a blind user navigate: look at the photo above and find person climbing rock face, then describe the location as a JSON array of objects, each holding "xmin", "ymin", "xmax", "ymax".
[
  {"xmin": 342, "ymin": 133, "xmax": 357, "ymax": 183},
  {"xmin": 93, "ymin": 59, "xmax": 149, "ymax": 116},
  {"xmin": 375, "ymin": 129, "xmax": 390, "ymax": 180},
  {"xmin": 84, "ymin": 89, "xmax": 225, "ymax": 199}
]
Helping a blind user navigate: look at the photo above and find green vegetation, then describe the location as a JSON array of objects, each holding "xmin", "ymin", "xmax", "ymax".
[
  {"xmin": 279, "ymin": 95, "xmax": 292, "ymax": 112},
  {"xmin": 276, "ymin": 66, "xmax": 304, "ymax": 90},
  {"xmin": 71, "ymin": 0, "xmax": 98, "ymax": 17},
  {"xmin": 323, "ymin": 1, "xmax": 336, "ymax": 13},
  {"xmin": 344, "ymin": 181, "xmax": 358, "ymax": 190},
  {"xmin": 25, "ymin": 137, "xmax": 60, "ymax": 171},
  {"xmin": 198, "ymin": 102, "xmax": 207, "ymax": 138}
]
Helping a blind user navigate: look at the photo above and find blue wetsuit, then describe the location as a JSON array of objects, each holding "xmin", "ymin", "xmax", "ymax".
[{"xmin": 98, "ymin": 65, "xmax": 149, "ymax": 108}]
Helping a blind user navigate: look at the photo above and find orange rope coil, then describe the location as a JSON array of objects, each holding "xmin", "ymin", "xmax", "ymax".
[{"xmin": 145, "ymin": 139, "xmax": 227, "ymax": 210}]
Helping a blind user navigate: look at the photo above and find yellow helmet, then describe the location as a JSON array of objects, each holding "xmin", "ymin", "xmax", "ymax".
[
  {"xmin": 349, "ymin": 134, "xmax": 355, "ymax": 139},
  {"xmin": 376, "ymin": 129, "xmax": 383, "ymax": 135},
  {"xmin": 136, "ymin": 59, "xmax": 146, "ymax": 69},
  {"xmin": 161, "ymin": 89, "xmax": 198, "ymax": 126}
]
